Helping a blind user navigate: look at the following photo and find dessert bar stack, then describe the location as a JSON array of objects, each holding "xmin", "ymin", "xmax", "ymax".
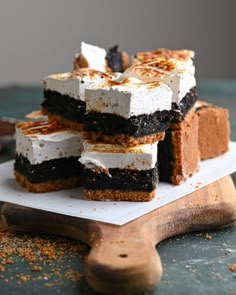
[
  {"xmin": 126, "ymin": 49, "xmax": 200, "ymax": 184},
  {"xmin": 80, "ymin": 76, "xmax": 174, "ymax": 201},
  {"xmin": 14, "ymin": 42, "xmax": 230, "ymax": 200}
]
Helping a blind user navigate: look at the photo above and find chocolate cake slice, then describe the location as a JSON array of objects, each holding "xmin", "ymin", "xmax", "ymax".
[
  {"xmin": 14, "ymin": 120, "xmax": 83, "ymax": 193},
  {"xmin": 195, "ymin": 100, "xmax": 230, "ymax": 160},
  {"xmin": 83, "ymin": 77, "xmax": 173, "ymax": 147},
  {"xmin": 80, "ymin": 141, "xmax": 159, "ymax": 201}
]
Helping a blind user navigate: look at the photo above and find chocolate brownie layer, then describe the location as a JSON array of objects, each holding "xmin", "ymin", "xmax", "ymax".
[
  {"xmin": 83, "ymin": 167, "xmax": 158, "ymax": 192},
  {"xmin": 158, "ymin": 131, "xmax": 173, "ymax": 182},
  {"xmin": 171, "ymin": 88, "xmax": 197, "ymax": 121},
  {"xmin": 14, "ymin": 154, "xmax": 83, "ymax": 184},
  {"xmin": 84, "ymin": 110, "xmax": 171, "ymax": 138},
  {"xmin": 42, "ymin": 90, "xmax": 86, "ymax": 124},
  {"xmin": 106, "ymin": 45, "xmax": 124, "ymax": 73}
]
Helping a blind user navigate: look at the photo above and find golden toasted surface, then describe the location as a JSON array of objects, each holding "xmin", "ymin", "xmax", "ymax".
[
  {"xmin": 16, "ymin": 120, "xmax": 70, "ymax": 136},
  {"xmin": 135, "ymin": 48, "xmax": 194, "ymax": 63}
]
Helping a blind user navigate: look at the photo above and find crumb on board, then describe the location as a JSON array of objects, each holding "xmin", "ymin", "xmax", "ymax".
[
  {"xmin": 205, "ymin": 233, "xmax": 213, "ymax": 240},
  {"xmin": 0, "ymin": 224, "xmax": 89, "ymax": 286},
  {"xmin": 229, "ymin": 264, "xmax": 236, "ymax": 272}
]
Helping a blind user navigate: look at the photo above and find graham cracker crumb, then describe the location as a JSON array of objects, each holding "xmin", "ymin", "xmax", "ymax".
[
  {"xmin": 83, "ymin": 131, "xmax": 165, "ymax": 147},
  {"xmin": 229, "ymin": 264, "xmax": 236, "ymax": 272},
  {"xmin": 43, "ymin": 110, "xmax": 84, "ymax": 131}
]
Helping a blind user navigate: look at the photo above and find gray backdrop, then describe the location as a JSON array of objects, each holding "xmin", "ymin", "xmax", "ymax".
[{"xmin": 0, "ymin": 0, "xmax": 235, "ymax": 85}]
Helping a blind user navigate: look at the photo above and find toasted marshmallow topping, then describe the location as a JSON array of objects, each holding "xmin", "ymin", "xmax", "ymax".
[
  {"xmin": 80, "ymin": 141, "xmax": 158, "ymax": 171},
  {"xmin": 15, "ymin": 121, "xmax": 83, "ymax": 165},
  {"xmin": 74, "ymin": 42, "xmax": 107, "ymax": 72},
  {"xmin": 44, "ymin": 69, "xmax": 119, "ymax": 101},
  {"xmin": 123, "ymin": 57, "xmax": 196, "ymax": 104},
  {"xmin": 85, "ymin": 77, "xmax": 172, "ymax": 118},
  {"xmin": 134, "ymin": 48, "xmax": 195, "ymax": 68},
  {"xmin": 25, "ymin": 110, "xmax": 48, "ymax": 122}
]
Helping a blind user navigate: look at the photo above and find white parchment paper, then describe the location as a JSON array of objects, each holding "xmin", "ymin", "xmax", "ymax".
[{"xmin": 0, "ymin": 142, "xmax": 236, "ymax": 225}]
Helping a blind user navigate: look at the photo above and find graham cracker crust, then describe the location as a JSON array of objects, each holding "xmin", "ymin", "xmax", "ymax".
[
  {"xmin": 42, "ymin": 110, "xmax": 84, "ymax": 131},
  {"xmin": 14, "ymin": 171, "xmax": 81, "ymax": 193},
  {"xmin": 84, "ymin": 189, "xmax": 156, "ymax": 202},
  {"xmin": 83, "ymin": 131, "xmax": 165, "ymax": 147}
]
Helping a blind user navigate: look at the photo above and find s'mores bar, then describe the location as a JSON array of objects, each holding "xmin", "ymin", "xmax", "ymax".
[
  {"xmin": 195, "ymin": 100, "xmax": 230, "ymax": 160},
  {"xmin": 42, "ymin": 69, "xmax": 117, "ymax": 130},
  {"xmin": 73, "ymin": 42, "xmax": 129, "ymax": 73},
  {"xmin": 129, "ymin": 49, "xmax": 197, "ymax": 121},
  {"xmin": 83, "ymin": 77, "xmax": 173, "ymax": 146},
  {"xmin": 158, "ymin": 108, "xmax": 200, "ymax": 185},
  {"xmin": 80, "ymin": 141, "xmax": 159, "ymax": 201},
  {"xmin": 14, "ymin": 121, "xmax": 83, "ymax": 193}
]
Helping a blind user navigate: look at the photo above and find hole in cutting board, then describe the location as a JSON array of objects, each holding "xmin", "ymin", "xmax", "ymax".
[{"xmin": 119, "ymin": 254, "xmax": 128, "ymax": 258}]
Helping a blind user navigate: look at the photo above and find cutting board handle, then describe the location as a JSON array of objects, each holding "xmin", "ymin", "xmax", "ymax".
[
  {"xmin": 86, "ymin": 230, "xmax": 162, "ymax": 294},
  {"xmin": 2, "ymin": 175, "xmax": 236, "ymax": 294}
]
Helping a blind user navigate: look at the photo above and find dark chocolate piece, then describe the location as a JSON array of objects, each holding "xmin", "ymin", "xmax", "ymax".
[
  {"xmin": 106, "ymin": 45, "xmax": 124, "ymax": 73},
  {"xmin": 84, "ymin": 110, "xmax": 171, "ymax": 138},
  {"xmin": 171, "ymin": 88, "xmax": 197, "ymax": 121},
  {"xmin": 158, "ymin": 131, "xmax": 173, "ymax": 182},
  {"xmin": 14, "ymin": 154, "xmax": 83, "ymax": 184},
  {"xmin": 83, "ymin": 166, "xmax": 158, "ymax": 192},
  {"xmin": 42, "ymin": 90, "xmax": 86, "ymax": 124}
]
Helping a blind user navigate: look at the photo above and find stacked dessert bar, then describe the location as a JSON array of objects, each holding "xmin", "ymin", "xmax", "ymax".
[
  {"xmin": 14, "ymin": 42, "xmax": 230, "ymax": 200},
  {"xmin": 124, "ymin": 49, "xmax": 199, "ymax": 184},
  {"xmin": 80, "ymin": 76, "xmax": 173, "ymax": 201}
]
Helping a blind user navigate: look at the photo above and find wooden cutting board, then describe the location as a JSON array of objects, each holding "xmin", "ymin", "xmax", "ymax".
[{"xmin": 1, "ymin": 175, "xmax": 236, "ymax": 294}]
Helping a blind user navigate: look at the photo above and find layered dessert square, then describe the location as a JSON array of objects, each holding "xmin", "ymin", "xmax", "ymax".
[
  {"xmin": 73, "ymin": 42, "xmax": 129, "ymax": 73},
  {"xmin": 158, "ymin": 109, "xmax": 200, "ymax": 185},
  {"xmin": 42, "ymin": 69, "xmax": 117, "ymax": 131},
  {"xmin": 195, "ymin": 100, "xmax": 230, "ymax": 160},
  {"xmin": 83, "ymin": 77, "xmax": 173, "ymax": 146},
  {"xmin": 80, "ymin": 141, "xmax": 159, "ymax": 201},
  {"xmin": 128, "ymin": 49, "xmax": 197, "ymax": 121},
  {"xmin": 14, "ymin": 120, "xmax": 84, "ymax": 193}
]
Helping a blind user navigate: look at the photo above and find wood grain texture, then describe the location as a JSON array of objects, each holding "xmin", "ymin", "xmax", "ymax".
[{"xmin": 1, "ymin": 175, "xmax": 236, "ymax": 294}]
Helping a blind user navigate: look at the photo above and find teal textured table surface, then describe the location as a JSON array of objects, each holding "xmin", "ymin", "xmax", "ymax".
[{"xmin": 0, "ymin": 81, "xmax": 236, "ymax": 295}]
